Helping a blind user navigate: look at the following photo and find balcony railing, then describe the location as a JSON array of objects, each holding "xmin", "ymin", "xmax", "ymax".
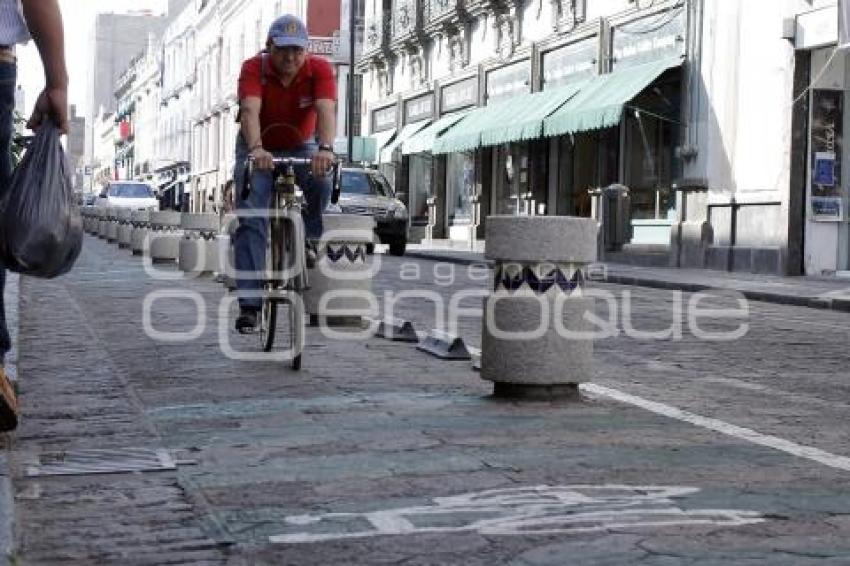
[
  {"xmin": 423, "ymin": 0, "xmax": 464, "ymax": 26},
  {"xmin": 364, "ymin": 11, "xmax": 392, "ymax": 54},
  {"xmin": 391, "ymin": 0, "xmax": 420, "ymax": 42}
]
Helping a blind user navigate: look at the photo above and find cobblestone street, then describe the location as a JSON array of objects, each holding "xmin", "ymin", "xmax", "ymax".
[{"xmin": 7, "ymin": 235, "xmax": 850, "ymax": 564}]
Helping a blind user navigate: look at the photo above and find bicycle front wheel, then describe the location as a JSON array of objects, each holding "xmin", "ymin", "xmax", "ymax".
[{"xmin": 289, "ymin": 293, "xmax": 304, "ymax": 370}]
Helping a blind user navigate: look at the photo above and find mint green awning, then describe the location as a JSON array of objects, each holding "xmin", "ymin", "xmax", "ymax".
[
  {"xmin": 480, "ymin": 83, "xmax": 586, "ymax": 147},
  {"xmin": 432, "ymin": 84, "xmax": 585, "ymax": 154},
  {"xmin": 380, "ymin": 120, "xmax": 430, "ymax": 162},
  {"xmin": 402, "ymin": 112, "xmax": 470, "ymax": 155},
  {"xmin": 370, "ymin": 128, "xmax": 396, "ymax": 164},
  {"xmin": 544, "ymin": 57, "xmax": 683, "ymax": 138}
]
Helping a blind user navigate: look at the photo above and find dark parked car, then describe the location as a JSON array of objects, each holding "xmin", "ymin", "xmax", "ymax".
[{"xmin": 338, "ymin": 167, "xmax": 408, "ymax": 256}]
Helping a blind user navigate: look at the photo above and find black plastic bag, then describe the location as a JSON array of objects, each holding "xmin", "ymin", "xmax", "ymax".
[{"xmin": 0, "ymin": 122, "xmax": 83, "ymax": 278}]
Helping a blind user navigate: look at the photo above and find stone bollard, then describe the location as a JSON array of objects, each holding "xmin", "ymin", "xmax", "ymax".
[
  {"xmin": 217, "ymin": 214, "xmax": 238, "ymax": 290},
  {"xmin": 179, "ymin": 213, "xmax": 221, "ymax": 275},
  {"xmin": 97, "ymin": 208, "xmax": 111, "ymax": 239},
  {"xmin": 86, "ymin": 208, "xmax": 99, "ymax": 235},
  {"xmin": 304, "ymin": 214, "xmax": 376, "ymax": 327},
  {"xmin": 81, "ymin": 207, "xmax": 93, "ymax": 234},
  {"xmin": 106, "ymin": 208, "xmax": 121, "ymax": 243},
  {"xmin": 117, "ymin": 209, "xmax": 134, "ymax": 248},
  {"xmin": 481, "ymin": 216, "xmax": 598, "ymax": 399},
  {"xmin": 130, "ymin": 209, "xmax": 151, "ymax": 256},
  {"xmin": 148, "ymin": 211, "xmax": 183, "ymax": 263}
]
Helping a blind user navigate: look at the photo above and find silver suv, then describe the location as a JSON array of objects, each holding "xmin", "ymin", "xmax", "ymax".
[{"xmin": 337, "ymin": 167, "xmax": 409, "ymax": 256}]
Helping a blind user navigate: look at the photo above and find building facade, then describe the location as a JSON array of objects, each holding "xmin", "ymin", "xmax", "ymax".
[
  {"xmin": 356, "ymin": 0, "xmax": 850, "ymax": 276},
  {"xmin": 86, "ymin": 11, "xmax": 170, "ymax": 163}
]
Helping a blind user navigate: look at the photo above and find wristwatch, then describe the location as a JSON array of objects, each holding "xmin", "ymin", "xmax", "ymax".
[{"xmin": 318, "ymin": 143, "xmax": 334, "ymax": 153}]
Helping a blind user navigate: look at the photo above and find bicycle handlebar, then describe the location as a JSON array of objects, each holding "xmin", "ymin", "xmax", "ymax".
[{"xmin": 243, "ymin": 155, "xmax": 342, "ymax": 205}]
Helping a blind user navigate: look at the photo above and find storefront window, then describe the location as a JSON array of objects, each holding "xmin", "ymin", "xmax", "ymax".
[
  {"xmin": 494, "ymin": 143, "xmax": 530, "ymax": 215},
  {"xmin": 446, "ymin": 151, "xmax": 475, "ymax": 224},
  {"xmin": 623, "ymin": 71, "xmax": 681, "ymax": 220},
  {"xmin": 408, "ymin": 154, "xmax": 432, "ymax": 223},
  {"xmin": 379, "ymin": 162, "xmax": 397, "ymax": 194}
]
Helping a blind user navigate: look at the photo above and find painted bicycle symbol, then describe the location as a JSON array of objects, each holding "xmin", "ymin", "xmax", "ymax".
[{"xmin": 270, "ymin": 485, "xmax": 764, "ymax": 544}]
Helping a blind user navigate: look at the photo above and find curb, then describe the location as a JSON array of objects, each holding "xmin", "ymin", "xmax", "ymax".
[
  {"xmin": 0, "ymin": 272, "xmax": 20, "ymax": 565},
  {"xmin": 404, "ymin": 250, "xmax": 850, "ymax": 313}
]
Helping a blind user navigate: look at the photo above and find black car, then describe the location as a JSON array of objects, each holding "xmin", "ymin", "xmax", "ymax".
[{"xmin": 338, "ymin": 167, "xmax": 409, "ymax": 256}]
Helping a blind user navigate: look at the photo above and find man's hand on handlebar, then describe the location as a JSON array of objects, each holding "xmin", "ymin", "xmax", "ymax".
[
  {"xmin": 312, "ymin": 148, "xmax": 335, "ymax": 178},
  {"xmin": 250, "ymin": 146, "xmax": 275, "ymax": 170}
]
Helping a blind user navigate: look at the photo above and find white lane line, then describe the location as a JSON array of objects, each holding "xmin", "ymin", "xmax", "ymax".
[{"xmin": 581, "ymin": 383, "xmax": 850, "ymax": 472}]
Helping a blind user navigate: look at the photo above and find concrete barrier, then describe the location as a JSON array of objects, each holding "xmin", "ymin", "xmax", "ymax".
[
  {"xmin": 217, "ymin": 214, "xmax": 237, "ymax": 290},
  {"xmin": 178, "ymin": 213, "xmax": 220, "ymax": 275},
  {"xmin": 481, "ymin": 216, "xmax": 597, "ymax": 399},
  {"xmin": 97, "ymin": 208, "xmax": 111, "ymax": 239},
  {"xmin": 106, "ymin": 208, "xmax": 120, "ymax": 243},
  {"xmin": 117, "ymin": 208, "xmax": 134, "ymax": 248},
  {"xmin": 130, "ymin": 210, "xmax": 151, "ymax": 256},
  {"xmin": 304, "ymin": 214, "xmax": 376, "ymax": 327},
  {"xmin": 148, "ymin": 211, "xmax": 183, "ymax": 262}
]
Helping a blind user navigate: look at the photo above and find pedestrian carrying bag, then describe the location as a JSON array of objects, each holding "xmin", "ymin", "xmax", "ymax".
[{"xmin": 0, "ymin": 122, "xmax": 83, "ymax": 278}]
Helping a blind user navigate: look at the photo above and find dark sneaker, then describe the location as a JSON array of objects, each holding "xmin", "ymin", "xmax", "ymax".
[
  {"xmin": 0, "ymin": 368, "xmax": 19, "ymax": 432},
  {"xmin": 235, "ymin": 309, "xmax": 259, "ymax": 334}
]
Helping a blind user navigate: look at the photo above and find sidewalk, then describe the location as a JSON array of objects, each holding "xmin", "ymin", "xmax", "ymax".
[
  {"xmin": 0, "ymin": 273, "xmax": 19, "ymax": 566},
  {"xmin": 404, "ymin": 245, "xmax": 850, "ymax": 312}
]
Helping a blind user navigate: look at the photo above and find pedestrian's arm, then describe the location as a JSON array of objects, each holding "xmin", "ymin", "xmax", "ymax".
[{"xmin": 21, "ymin": 0, "xmax": 69, "ymax": 132}]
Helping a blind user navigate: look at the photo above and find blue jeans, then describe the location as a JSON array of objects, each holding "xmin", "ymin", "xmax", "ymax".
[
  {"xmin": 0, "ymin": 62, "xmax": 16, "ymax": 363},
  {"xmin": 232, "ymin": 135, "xmax": 332, "ymax": 310}
]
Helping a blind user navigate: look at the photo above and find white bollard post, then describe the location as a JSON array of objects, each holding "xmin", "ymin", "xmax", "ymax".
[
  {"xmin": 130, "ymin": 210, "xmax": 151, "ymax": 256},
  {"xmin": 178, "ymin": 213, "xmax": 221, "ymax": 275},
  {"xmin": 304, "ymin": 214, "xmax": 376, "ymax": 327},
  {"xmin": 148, "ymin": 211, "xmax": 183, "ymax": 262}
]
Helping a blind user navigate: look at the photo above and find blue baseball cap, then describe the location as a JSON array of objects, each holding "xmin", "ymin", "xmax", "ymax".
[{"xmin": 268, "ymin": 15, "xmax": 308, "ymax": 49}]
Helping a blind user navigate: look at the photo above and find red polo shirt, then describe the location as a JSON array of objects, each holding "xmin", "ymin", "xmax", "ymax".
[{"xmin": 238, "ymin": 53, "xmax": 337, "ymax": 151}]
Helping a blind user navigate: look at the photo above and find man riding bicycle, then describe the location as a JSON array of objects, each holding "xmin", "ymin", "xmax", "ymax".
[{"xmin": 234, "ymin": 14, "xmax": 337, "ymax": 333}]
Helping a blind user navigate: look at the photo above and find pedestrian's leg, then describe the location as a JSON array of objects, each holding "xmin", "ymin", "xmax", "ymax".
[
  {"xmin": 0, "ymin": 61, "xmax": 17, "ymax": 430},
  {"xmin": 0, "ymin": 61, "xmax": 15, "ymax": 366},
  {"xmin": 0, "ymin": 269, "xmax": 8, "ymax": 365},
  {"xmin": 300, "ymin": 166, "xmax": 332, "ymax": 241},
  {"xmin": 233, "ymin": 159, "xmax": 273, "ymax": 311}
]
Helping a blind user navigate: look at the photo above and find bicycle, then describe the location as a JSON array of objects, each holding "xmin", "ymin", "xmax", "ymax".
[{"xmin": 242, "ymin": 155, "xmax": 341, "ymax": 370}]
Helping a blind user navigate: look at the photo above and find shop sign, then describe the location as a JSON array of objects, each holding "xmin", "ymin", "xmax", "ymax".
[
  {"xmin": 404, "ymin": 93, "xmax": 434, "ymax": 124},
  {"xmin": 611, "ymin": 8, "xmax": 686, "ymax": 71},
  {"xmin": 372, "ymin": 104, "xmax": 397, "ymax": 132},
  {"xmin": 811, "ymin": 89, "xmax": 843, "ymax": 221},
  {"xmin": 486, "ymin": 60, "xmax": 529, "ymax": 104},
  {"xmin": 441, "ymin": 77, "xmax": 478, "ymax": 112},
  {"xmin": 542, "ymin": 37, "xmax": 598, "ymax": 89},
  {"xmin": 308, "ymin": 36, "xmax": 339, "ymax": 57},
  {"xmin": 796, "ymin": 5, "xmax": 838, "ymax": 50}
]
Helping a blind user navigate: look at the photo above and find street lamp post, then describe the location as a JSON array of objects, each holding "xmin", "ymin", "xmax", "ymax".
[{"xmin": 348, "ymin": 0, "xmax": 357, "ymax": 163}]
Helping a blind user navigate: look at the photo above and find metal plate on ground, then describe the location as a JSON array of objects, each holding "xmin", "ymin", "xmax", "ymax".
[{"xmin": 26, "ymin": 448, "xmax": 177, "ymax": 477}]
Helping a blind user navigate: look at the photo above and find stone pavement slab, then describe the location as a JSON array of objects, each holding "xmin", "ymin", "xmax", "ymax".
[{"xmin": 5, "ymin": 236, "xmax": 850, "ymax": 564}]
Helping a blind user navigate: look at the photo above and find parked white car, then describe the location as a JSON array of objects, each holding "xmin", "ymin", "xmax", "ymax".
[{"xmin": 96, "ymin": 182, "xmax": 159, "ymax": 211}]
